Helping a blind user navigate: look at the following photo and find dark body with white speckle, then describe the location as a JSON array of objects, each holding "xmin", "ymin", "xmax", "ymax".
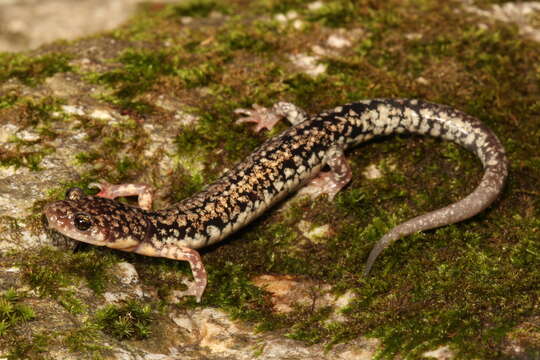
[{"xmin": 44, "ymin": 99, "xmax": 508, "ymax": 302}]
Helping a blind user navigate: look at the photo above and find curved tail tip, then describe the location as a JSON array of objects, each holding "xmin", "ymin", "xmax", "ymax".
[{"xmin": 362, "ymin": 242, "xmax": 385, "ymax": 277}]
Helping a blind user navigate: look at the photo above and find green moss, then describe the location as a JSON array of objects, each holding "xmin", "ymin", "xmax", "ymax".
[
  {"xmin": 56, "ymin": 110, "xmax": 149, "ymax": 184},
  {"xmin": 94, "ymin": 299, "xmax": 154, "ymax": 340},
  {"xmin": 0, "ymin": 52, "xmax": 72, "ymax": 86},
  {"xmin": 170, "ymin": 103, "xmax": 261, "ymax": 172},
  {"xmin": 89, "ymin": 49, "xmax": 176, "ymax": 113},
  {"xmin": 0, "ymin": 97, "xmax": 62, "ymax": 170},
  {"xmin": 282, "ymin": 73, "xmax": 349, "ymax": 110},
  {"xmin": 217, "ymin": 27, "xmax": 276, "ymax": 53},
  {"xmin": 169, "ymin": 0, "xmax": 225, "ymax": 18},
  {"xmin": 101, "ymin": 49, "xmax": 174, "ymax": 93},
  {"xmin": 259, "ymin": 0, "xmax": 312, "ymax": 14},
  {"xmin": 175, "ymin": 61, "xmax": 217, "ymax": 88},
  {"xmin": 285, "ymin": 306, "xmax": 334, "ymax": 344},
  {"xmin": 0, "ymin": 287, "xmax": 48, "ymax": 358},
  {"xmin": 0, "ymin": 289, "xmax": 35, "ymax": 337},
  {"xmin": 20, "ymin": 247, "xmax": 117, "ymax": 309},
  {"xmin": 203, "ymin": 261, "xmax": 268, "ymax": 311},
  {"xmin": 21, "ymin": 96, "xmax": 63, "ymax": 127},
  {"xmin": 6, "ymin": 332, "xmax": 50, "ymax": 360},
  {"xmin": 74, "ymin": 151, "xmax": 101, "ymax": 165},
  {"xmin": 0, "ymin": 93, "xmax": 19, "ymax": 109},
  {"xmin": 63, "ymin": 323, "xmax": 108, "ymax": 355},
  {"xmin": 306, "ymin": 0, "xmax": 357, "ymax": 28},
  {"xmin": 115, "ymin": 156, "xmax": 139, "ymax": 178},
  {"xmin": 168, "ymin": 169, "xmax": 206, "ymax": 202},
  {"xmin": 174, "ymin": 125, "xmax": 208, "ymax": 155},
  {"xmin": 0, "ymin": 149, "xmax": 47, "ymax": 171},
  {"xmin": 472, "ymin": 0, "xmax": 511, "ymax": 6}
]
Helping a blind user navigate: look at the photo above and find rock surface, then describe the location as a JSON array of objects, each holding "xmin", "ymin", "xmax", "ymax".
[{"xmin": 0, "ymin": 0, "xmax": 539, "ymax": 359}]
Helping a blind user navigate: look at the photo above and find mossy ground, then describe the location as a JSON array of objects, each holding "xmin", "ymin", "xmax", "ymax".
[{"xmin": 0, "ymin": 0, "xmax": 539, "ymax": 358}]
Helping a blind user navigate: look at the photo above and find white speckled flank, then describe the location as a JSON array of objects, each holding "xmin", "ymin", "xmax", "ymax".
[{"xmin": 44, "ymin": 98, "xmax": 508, "ymax": 302}]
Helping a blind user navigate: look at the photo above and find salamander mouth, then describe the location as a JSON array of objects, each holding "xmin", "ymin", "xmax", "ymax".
[{"xmin": 42, "ymin": 212, "xmax": 56, "ymax": 238}]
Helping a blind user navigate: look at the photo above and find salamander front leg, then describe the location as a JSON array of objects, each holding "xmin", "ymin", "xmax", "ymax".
[
  {"xmin": 90, "ymin": 182, "xmax": 154, "ymax": 211},
  {"xmin": 169, "ymin": 247, "xmax": 208, "ymax": 303},
  {"xmin": 300, "ymin": 147, "xmax": 352, "ymax": 200},
  {"xmin": 235, "ymin": 102, "xmax": 308, "ymax": 132},
  {"xmin": 134, "ymin": 242, "xmax": 208, "ymax": 303}
]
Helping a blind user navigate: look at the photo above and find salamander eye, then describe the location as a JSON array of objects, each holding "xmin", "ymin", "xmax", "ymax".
[
  {"xmin": 74, "ymin": 213, "xmax": 92, "ymax": 231},
  {"xmin": 66, "ymin": 187, "xmax": 84, "ymax": 200}
]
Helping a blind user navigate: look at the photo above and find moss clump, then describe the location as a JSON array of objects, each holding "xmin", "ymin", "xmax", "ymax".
[
  {"xmin": 90, "ymin": 49, "xmax": 176, "ymax": 113},
  {"xmin": 261, "ymin": 0, "xmax": 312, "ymax": 14},
  {"xmin": 20, "ymin": 247, "xmax": 117, "ymax": 313},
  {"xmin": 62, "ymin": 323, "xmax": 107, "ymax": 355},
  {"xmin": 0, "ymin": 93, "xmax": 19, "ymax": 110},
  {"xmin": 168, "ymin": 169, "xmax": 206, "ymax": 202},
  {"xmin": 0, "ymin": 148, "xmax": 50, "ymax": 171},
  {"xmin": 0, "ymin": 97, "xmax": 62, "ymax": 170},
  {"xmin": 0, "ymin": 52, "xmax": 72, "ymax": 86},
  {"xmin": 306, "ymin": 0, "xmax": 357, "ymax": 28},
  {"xmin": 175, "ymin": 61, "xmax": 218, "ymax": 88},
  {"xmin": 0, "ymin": 289, "xmax": 35, "ymax": 337},
  {"xmin": 217, "ymin": 28, "xmax": 276, "ymax": 53},
  {"xmin": 97, "ymin": 49, "xmax": 174, "ymax": 96},
  {"xmin": 0, "ymin": 289, "xmax": 45, "ymax": 360},
  {"xmin": 285, "ymin": 306, "xmax": 334, "ymax": 345},
  {"xmin": 94, "ymin": 300, "xmax": 153, "ymax": 340},
  {"xmin": 74, "ymin": 151, "xmax": 101, "ymax": 165},
  {"xmin": 6, "ymin": 333, "xmax": 50, "ymax": 360},
  {"xmin": 203, "ymin": 261, "xmax": 268, "ymax": 314},
  {"xmin": 170, "ymin": 0, "xmax": 225, "ymax": 18}
]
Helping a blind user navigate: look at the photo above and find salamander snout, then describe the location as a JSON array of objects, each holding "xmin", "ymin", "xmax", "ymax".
[{"xmin": 43, "ymin": 201, "xmax": 69, "ymax": 229}]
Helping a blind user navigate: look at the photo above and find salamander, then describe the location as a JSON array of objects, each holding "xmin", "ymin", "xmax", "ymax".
[{"xmin": 44, "ymin": 99, "xmax": 508, "ymax": 302}]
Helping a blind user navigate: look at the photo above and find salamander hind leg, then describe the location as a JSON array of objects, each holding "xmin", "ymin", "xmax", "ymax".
[
  {"xmin": 90, "ymin": 182, "xmax": 154, "ymax": 211},
  {"xmin": 234, "ymin": 102, "xmax": 308, "ymax": 132},
  {"xmin": 299, "ymin": 147, "xmax": 352, "ymax": 200}
]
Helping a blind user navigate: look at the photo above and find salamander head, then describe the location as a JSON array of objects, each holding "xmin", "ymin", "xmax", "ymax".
[{"xmin": 44, "ymin": 187, "xmax": 149, "ymax": 250}]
